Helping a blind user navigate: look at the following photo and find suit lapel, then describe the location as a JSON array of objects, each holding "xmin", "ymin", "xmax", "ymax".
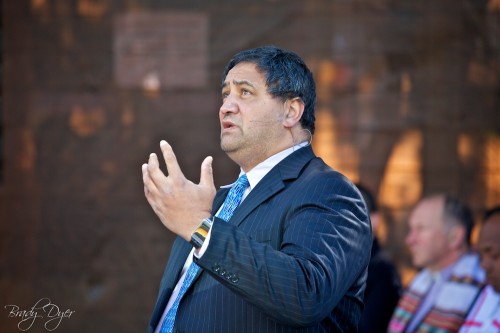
[
  {"xmin": 190, "ymin": 146, "xmax": 313, "ymax": 248},
  {"xmin": 229, "ymin": 145, "xmax": 315, "ymax": 227},
  {"xmin": 212, "ymin": 188, "xmax": 229, "ymax": 215},
  {"xmin": 151, "ymin": 237, "xmax": 192, "ymax": 328},
  {"xmin": 165, "ymin": 239, "xmax": 192, "ymax": 283}
]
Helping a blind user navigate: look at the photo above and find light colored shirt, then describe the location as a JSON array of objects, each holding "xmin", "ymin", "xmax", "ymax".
[
  {"xmin": 154, "ymin": 142, "xmax": 309, "ymax": 333},
  {"xmin": 459, "ymin": 285, "xmax": 500, "ymax": 333}
]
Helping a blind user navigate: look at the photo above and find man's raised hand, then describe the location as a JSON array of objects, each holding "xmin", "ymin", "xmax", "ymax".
[{"xmin": 142, "ymin": 140, "xmax": 216, "ymax": 241}]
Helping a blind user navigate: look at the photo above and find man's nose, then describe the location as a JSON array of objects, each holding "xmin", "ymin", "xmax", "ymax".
[
  {"xmin": 220, "ymin": 95, "xmax": 238, "ymax": 115},
  {"xmin": 405, "ymin": 231, "xmax": 415, "ymax": 245}
]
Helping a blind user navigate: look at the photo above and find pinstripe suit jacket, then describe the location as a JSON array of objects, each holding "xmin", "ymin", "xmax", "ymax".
[{"xmin": 147, "ymin": 146, "xmax": 372, "ymax": 333}]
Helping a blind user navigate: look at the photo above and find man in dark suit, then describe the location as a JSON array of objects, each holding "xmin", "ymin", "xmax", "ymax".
[{"xmin": 142, "ymin": 46, "xmax": 372, "ymax": 333}]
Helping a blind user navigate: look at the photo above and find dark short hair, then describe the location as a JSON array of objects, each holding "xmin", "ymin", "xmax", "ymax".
[
  {"xmin": 355, "ymin": 183, "xmax": 378, "ymax": 214},
  {"xmin": 222, "ymin": 45, "xmax": 316, "ymax": 134},
  {"xmin": 442, "ymin": 195, "xmax": 474, "ymax": 246}
]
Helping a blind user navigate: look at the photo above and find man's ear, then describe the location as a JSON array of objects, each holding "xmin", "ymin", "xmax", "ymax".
[{"xmin": 282, "ymin": 97, "xmax": 305, "ymax": 128}]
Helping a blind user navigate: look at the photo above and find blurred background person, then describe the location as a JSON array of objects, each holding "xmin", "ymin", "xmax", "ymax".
[
  {"xmin": 459, "ymin": 206, "xmax": 500, "ymax": 333},
  {"xmin": 388, "ymin": 194, "xmax": 485, "ymax": 333},
  {"xmin": 356, "ymin": 183, "xmax": 402, "ymax": 333}
]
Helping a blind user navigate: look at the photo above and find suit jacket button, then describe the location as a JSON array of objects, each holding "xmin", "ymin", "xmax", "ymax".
[
  {"xmin": 231, "ymin": 276, "xmax": 239, "ymax": 283},
  {"xmin": 212, "ymin": 264, "xmax": 221, "ymax": 273}
]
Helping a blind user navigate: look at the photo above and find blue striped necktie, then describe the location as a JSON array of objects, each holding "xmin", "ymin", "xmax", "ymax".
[{"xmin": 159, "ymin": 174, "xmax": 249, "ymax": 333}]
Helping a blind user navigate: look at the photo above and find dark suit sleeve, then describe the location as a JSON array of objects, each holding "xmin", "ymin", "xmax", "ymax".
[{"xmin": 195, "ymin": 169, "xmax": 372, "ymax": 327}]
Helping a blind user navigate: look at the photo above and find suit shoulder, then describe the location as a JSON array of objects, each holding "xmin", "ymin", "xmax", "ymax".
[{"xmin": 303, "ymin": 157, "xmax": 356, "ymax": 188}]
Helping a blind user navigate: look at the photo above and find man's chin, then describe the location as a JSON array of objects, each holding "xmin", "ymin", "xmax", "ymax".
[
  {"xmin": 411, "ymin": 258, "xmax": 425, "ymax": 270},
  {"xmin": 220, "ymin": 143, "xmax": 233, "ymax": 153},
  {"xmin": 220, "ymin": 139, "xmax": 240, "ymax": 154}
]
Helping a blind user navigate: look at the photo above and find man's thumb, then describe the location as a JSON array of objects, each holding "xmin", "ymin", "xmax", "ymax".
[{"xmin": 200, "ymin": 156, "xmax": 215, "ymax": 188}]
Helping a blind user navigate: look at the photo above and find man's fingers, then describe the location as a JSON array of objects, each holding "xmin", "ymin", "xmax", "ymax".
[
  {"xmin": 142, "ymin": 163, "xmax": 159, "ymax": 194},
  {"xmin": 142, "ymin": 163, "xmax": 148, "ymax": 180},
  {"xmin": 147, "ymin": 152, "xmax": 159, "ymax": 169},
  {"xmin": 147, "ymin": 152, "xmax": 170, "ymax": 190},
  {"xmin": 142, "ymin": 163, "xmax": 152, "ymax": 195},
  {"xmin": 160, "ymin": 140, "xmax": 185, "ymax": 180},
  {"xmin": 199, "ymin": 156, "xmax": 215, "ymax": 189}
]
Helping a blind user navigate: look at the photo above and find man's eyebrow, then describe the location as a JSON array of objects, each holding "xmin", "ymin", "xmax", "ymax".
[{"xmin": 221, "ymin": 79, "xmax": 256, "ymax": 90}]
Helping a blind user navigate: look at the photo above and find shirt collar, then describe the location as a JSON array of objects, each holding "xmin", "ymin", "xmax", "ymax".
[
  {"xmin": 427, "ymin": 255, "xmax": 464, "ymax": 282},
  {"xmin": 221, "ymin": 141, "xmax": 309, "ymax": 191}
]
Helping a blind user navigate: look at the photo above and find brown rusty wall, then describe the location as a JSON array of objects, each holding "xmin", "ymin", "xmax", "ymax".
[{"xmin": 1, "ymin": 0, "xmax": 499, "ymax": 331}]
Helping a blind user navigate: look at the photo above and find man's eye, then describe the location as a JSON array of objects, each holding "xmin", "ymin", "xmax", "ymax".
[
  {"xmin": 221, "ymin": 92, "xmax": 229, "ymax": 100},
  {"xmin": 242, "ymin": 89, "xmax": 251, "ymax": 96}
]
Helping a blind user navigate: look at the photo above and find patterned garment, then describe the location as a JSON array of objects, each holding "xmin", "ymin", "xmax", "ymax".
[
  {"xmin": 388, "ymin": 253, "xmax": 486, "ymax": 333},
  {"xmin": 459, "ymin": 285, "xmax": 500, "ymax": 333}
]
